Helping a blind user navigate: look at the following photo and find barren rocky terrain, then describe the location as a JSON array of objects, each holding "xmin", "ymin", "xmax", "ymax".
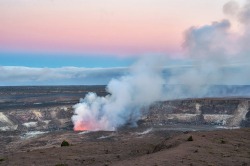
[
  {"xmin": 0, "ymin": 86, "xmax": 249, "ymax": 165},
  {"xmin": 0, "ymin": 127, "xmax": 249, "ymax": 166}
]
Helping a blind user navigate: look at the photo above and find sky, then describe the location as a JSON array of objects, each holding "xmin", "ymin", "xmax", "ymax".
[{"xmin": 0, "ymin": 0, "xmax": 249, "ymax": 85}]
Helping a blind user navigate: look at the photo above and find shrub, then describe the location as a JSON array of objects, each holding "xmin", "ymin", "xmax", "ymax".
[
  {"xmin": 61, "ymin": 140, "xmax": 70, "ymax": 147},
  {"xmin": 187, "ymin": 136, "xmax": 193, "ymax": 141},
  {"xmin": 220, "ymin": 139, "xmax": 226, "ymax": 144},
  {"xmin": 55, "ymin": 164, "xmax": 68, "ymax": 166}
]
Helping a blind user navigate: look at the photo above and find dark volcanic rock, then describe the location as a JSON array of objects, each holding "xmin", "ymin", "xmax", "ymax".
[
  {"xmin": 0, "ymin": 86, "xmax": 250, "ymax": 133},
  {"xmin": 144, "ymin": 98, "xmax": 250, "ymax": 127}
]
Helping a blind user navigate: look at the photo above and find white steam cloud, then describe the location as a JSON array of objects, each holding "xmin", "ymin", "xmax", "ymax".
[
  {"xmin": 166, "ymin": 0, "xmax": 250, "ymax": 98},
  {"xmin": 72, "ymin": 57, "xmax": 166, "ymax": 131},
  {"xmin": 72, "ymin": 1, "xmax": 250, "ymax": 131}
]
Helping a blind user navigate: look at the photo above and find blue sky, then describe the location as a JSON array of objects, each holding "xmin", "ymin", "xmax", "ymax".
[{"xmin": 0, "ymin": 51, "xmax": 135, "ymax": 68}]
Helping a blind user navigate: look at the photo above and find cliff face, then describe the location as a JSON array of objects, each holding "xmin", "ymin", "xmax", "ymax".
[
  {"xmin": 143, "ymin": 98, "xmax": 250, "ymax": 127},
  {"xmin": 0, "ymin": 86, "xmax": 106, "ymax": 132},
  {"xmin": 1, "ymin": 86, "xmax": 250, "ymax": 132},
  {"xmin": 0, "ymin": 98, "xmax": 249, "ymax": 132},
  {"xmin": 0, "ymin": 106, "xmax": 74, "ymax": 131}
]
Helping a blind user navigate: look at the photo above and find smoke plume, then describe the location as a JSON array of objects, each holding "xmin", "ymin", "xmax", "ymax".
[
  {"xmin": 72, "ymin": 57, "xmax": 166, "ymax": 131},
  {"xmin": 72, "ymin": 1, "xmax": 250, "ymax": 131},
  {"xmin": 166, "ymin": 0, "xmax": 250, "ymax": 98}
]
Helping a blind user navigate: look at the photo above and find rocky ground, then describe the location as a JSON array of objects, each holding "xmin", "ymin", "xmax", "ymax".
[
  {"xmin": 0, "ymin": 86, "xmax": 250, "ymax": 165},
  {"xmin": 0, "ymin": 127, "xmax": 249, "ymax": 166},
  {"xmin": 0, "ymin": 86, "xmax": 250, "ymax": 133}
]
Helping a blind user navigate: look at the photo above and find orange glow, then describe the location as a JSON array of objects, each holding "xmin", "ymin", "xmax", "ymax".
[{"xmin": 74, "ymin": 121, "xmax": 88, "ymax": 131}]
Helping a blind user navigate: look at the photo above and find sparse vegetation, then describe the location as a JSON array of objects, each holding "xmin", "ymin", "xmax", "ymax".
[
  {"xmin": 55, "ymin": 164, "xmax": 68, "ymax": 166},
  {"xmin": 61, "ymin": 140, "xmax": 70, "ymax": 147},
  {"xmin": 220, "ymin": 139, "xmax": 226, "ymax": 144},
  {"xmin": 187, "ymin": 136, "xmax": 193, "ymax": 141}
]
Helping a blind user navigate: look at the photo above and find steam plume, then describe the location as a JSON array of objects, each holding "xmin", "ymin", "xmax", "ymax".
[
  {"xmin": 166, "ymin": 0, "xmax": 250, "ymax": 98},
  {"xmin": 72, "ymin": 57, "xmax": 166, "ymax": 131},
  {"xmin": 72, "ymin": 1, "xmax": 250, "ymax": 131}
]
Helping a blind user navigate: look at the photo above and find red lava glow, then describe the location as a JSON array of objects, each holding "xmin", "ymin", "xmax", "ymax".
[{"xmin": 74, "ymin": 121, "xmax": 88, "ymax": 131}]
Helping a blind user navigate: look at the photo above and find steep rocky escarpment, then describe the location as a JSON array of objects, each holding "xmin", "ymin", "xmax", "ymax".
[
  {"xmin": 143, "ymin": 98, "xmax": 250, "ymax": 127},
  {"xmin": 0, "ymin": 98, "xmax": 249, "ymax": 132},
  {"xmin": 0, "ymin": 106, "xmax": 74, "ymax": 131},
  {"xmin": 0, "ymin": 86, "xmax": 249, "ymax": 131}
]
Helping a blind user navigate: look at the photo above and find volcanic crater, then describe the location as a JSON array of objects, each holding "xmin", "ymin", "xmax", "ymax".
[{"xmin": 0, "ymin": 86, "xmax": 249, "ymax": 166}]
